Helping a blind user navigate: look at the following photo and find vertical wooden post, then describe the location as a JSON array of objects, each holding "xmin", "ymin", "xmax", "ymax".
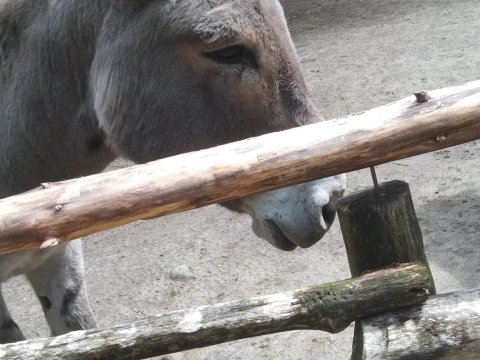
[{"xmin": 337, "ymin": 180, "xmax": 436, "ymax": 359}]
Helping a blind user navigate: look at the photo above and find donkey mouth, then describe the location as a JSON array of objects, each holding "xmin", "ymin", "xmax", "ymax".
[
  {"xmin": 260, "ymin": 219, "xmax": 328, "ymax": 251},
  {"xmin": 262, "ymin": 220, "xmax": 298, "ymax": 251}
]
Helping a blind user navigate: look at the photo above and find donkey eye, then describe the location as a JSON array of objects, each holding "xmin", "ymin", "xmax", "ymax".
[{"xmin": 205, "ymin": 45, "xmax": 258, "ymax": 69}]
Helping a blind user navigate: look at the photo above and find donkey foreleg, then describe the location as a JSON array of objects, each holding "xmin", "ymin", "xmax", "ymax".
[
  {"xmin": 0, "ymin": 288, "xmax": 25, "ymax": 344},
  {"xmin": 26, "ymin": 240, "xmax": 97, "ymax": 336}
]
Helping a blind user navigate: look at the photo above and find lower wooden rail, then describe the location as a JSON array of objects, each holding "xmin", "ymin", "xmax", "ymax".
[
  {"xmin": 0, "ymin": 264, "xmax": 430, "ymax": 360},
  {"xmin": 354, "ymin": 288, "xmax": 480, "ymax": 360}
]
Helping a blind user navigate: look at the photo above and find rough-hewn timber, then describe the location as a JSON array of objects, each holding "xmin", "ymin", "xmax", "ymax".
[
  {"xmin": 2, "ymin": 80, "xmax": 480, "ymax": 253},
  {"xmin": 337, "ymin": 180, "xmax": 438, "ymax": 358},
  {"xmin": 0, "ymin": 264, "xmax": 431, "ymax": 360},
  {"xmin": 337, "ymin": 180, "xmax": 436, "ymax": 294},
  {"xmin": 353, "ymin": 288, "xmax": 480, "ymax": 360}
]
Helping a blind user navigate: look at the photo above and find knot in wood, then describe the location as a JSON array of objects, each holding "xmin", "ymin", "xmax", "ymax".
[
  {"xmin": 435, "ymin": 134, "xmax": 447, "ymax": 143},
  {"xmin": 40, "ymin": 238, "xmax": 60, "ymax": 249},
  {"xmin": 414, "ymin": 90, "xmax": 431, "ymax": 103}
]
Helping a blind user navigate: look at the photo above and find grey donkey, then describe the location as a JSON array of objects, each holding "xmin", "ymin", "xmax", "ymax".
[{"xmin": 0, "ymin": 0, "xmax": 346, "ymax": 343}]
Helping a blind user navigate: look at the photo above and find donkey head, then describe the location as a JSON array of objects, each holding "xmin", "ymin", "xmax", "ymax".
[{"xmin": 91, "ymin": 0, "xmax": 346, "ymax": 250}]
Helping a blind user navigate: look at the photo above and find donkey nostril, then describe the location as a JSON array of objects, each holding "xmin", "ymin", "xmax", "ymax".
[{"xmin": 322, "ymin": 202, "xmax": 337, "ymax": 228}]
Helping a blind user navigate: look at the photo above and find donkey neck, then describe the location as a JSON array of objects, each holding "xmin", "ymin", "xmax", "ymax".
[{"xmin": 0, "ymin": 1, "xmax": 115, "ymax": 198}]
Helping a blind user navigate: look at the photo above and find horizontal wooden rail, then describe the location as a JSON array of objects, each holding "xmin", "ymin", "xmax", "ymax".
[
  {"xmin": 0, "ymin": 264, "xmax": 432, "ymax": 360},
  {"xmin": 353, "ymin": 288, "xmax": 480, "ymax": 359},
  {"xmin": 2, "ymin": 80, "xmax": 480, "ymax": 253}
]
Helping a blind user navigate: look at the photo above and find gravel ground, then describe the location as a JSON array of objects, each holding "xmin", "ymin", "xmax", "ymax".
[{"xmin": 4, "ymin": 1, "xmax": 480, "ymax": 359}]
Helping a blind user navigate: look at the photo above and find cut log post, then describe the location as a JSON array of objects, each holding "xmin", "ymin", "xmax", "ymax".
[
  {"xmin": 0, "ymin": 264, "xmax": 431, "ymax": 360},
  {"xmin": 337, "ymin": 180, "xmax": 437, "ymax": 359},
  {"xmin": 353, "ymin": 288, "xmax": 480, "ymax": 360},
  {"xmin": 337, "ymin": 180, "xmax": 435, "ymax": 294},
  {"xmin": 2, "ymin": 80, "xmax": 480, "ymax": 254}
]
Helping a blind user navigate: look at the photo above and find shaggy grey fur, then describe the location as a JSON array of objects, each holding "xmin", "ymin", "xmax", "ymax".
[{"xmin": 0, "ymin": 0, "xmax": 345, "ymax": 343}]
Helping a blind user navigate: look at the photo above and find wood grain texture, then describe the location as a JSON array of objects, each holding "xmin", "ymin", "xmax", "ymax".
[
  {"xmin": 2, "ymin": 80, "xmax": 480, "ymax": 253},
  {"xmin": 338, "ymin": 180, "xmax": 438, "ymax": 358},
  {"xmin": 337, "ymin": 180, "xmax": 436, "ymax": 294},
  {"xmin": 0, "ymin": 264, "xmax": 432, "ymax": 360},
  {"xmin": 354, "ymin": 288, "xmax": 480, "ymax": 360}
]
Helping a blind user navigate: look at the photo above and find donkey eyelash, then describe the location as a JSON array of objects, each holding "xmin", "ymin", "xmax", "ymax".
[{"xmin": 204, "ymin": 45, "xmax": 259, "ymax": 69}]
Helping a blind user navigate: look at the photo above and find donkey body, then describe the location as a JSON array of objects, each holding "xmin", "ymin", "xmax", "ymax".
[{"xmin": 0, "ymin": 0, "xmax": 345, "ymax": 342}]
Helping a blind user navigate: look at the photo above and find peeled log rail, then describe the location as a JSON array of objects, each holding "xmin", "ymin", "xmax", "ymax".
[
  {"xmin": 2, "ymin": 80, "xmax": 480, "ymax": 253},
  {"xmin": 0, "ymin": 264, "xmax": 432, "ymax": 360},
  {"xmin": 354, "ymin": 288, "xmax": 480, "ymax": 360}
]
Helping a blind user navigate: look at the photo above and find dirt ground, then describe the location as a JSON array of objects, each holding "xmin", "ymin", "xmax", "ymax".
[{"xmin": 4, "ymin": 0, "xmax": 480, "ymax": 359}]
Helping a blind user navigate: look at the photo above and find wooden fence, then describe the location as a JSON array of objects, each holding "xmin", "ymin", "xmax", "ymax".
[{"xmin": 0, "ymin": 80, "xmax": 479, "ymax": 359}]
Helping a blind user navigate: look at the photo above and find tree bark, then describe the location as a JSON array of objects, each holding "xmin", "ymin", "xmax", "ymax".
[
  {"xmin": 0, "ymin": 264, "xmax": 431, "ymax": 360},
  {"xmin": 353, "ymin": 289, "xmax": 480, "ymax": 360},
  {"xmin": 2, "ymin": 80, "xmax": 480, "ymax": 253},
  {"xmin": 337, "ymin": 180, "xmax": 437, "ymax": 358},
  {"xmin": 337, "ymin": 180, "xmax": 435, "ymax": 294}
]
